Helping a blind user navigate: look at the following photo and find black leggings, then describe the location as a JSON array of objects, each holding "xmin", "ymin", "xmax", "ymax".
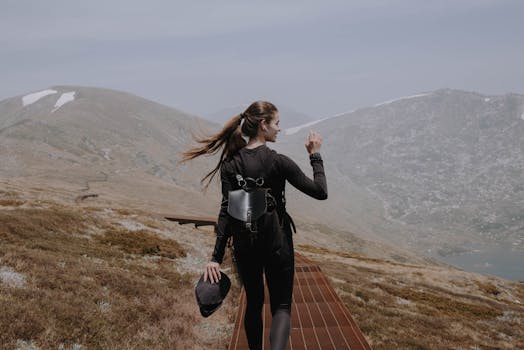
[{"xmin": 233, "ymin": 227, "xmax": 295, "ymax": 350}]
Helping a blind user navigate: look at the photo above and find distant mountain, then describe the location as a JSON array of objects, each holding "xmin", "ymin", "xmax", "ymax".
[
  {"xmin": 204, "ymin": 104, "xmax": 316, "ymax": 130},
  {"xmin": 277, "ymin": 89, "xmax": 524, "ymax": 254},
  {"xmin": 0, "ymin": 86, "xmax": 222, "ymax": 215}
]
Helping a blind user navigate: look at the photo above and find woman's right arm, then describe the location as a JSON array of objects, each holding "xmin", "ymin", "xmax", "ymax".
[
  {"xmin": 210, "ymin": 163, "xmax": 232, "ymax": 264},
  {"xmin": 280, "ymin": 130, "xmax": 327, "ymax": 200},
  {"xmin": 280, "ymin": 153, "xmax": 328, "ymax": 200}
]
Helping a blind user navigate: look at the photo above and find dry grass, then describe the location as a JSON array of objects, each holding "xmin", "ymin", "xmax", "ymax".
[
  {"xmin": 0, "ymin": 199, "xmax": 26, "ymax": 207},
  {"xmin": 0, "ymin": 190, "xmax": 20, "ymax": 197},
  {"xmin": 380, "ymin": 284, "xmax": 502, "ymax": 319},
  {"xmin": 0, "ymin": 204, "xmax": 201, "ymax": 350},
  {"xmin": 82, "ymin": 206, "xmax": 105, "ymax": 213},
  {"xmin": 475, "ymin": 280, "xmax": 501, "ymax": 296},
  {"xmin": 298, "ymin": 243, "xmax": 420, "ymax": 268},
  {"xmin": 114, "ymin": 208, "xmax": 135, "ymax": 216},
  {"xmin": 95, "ymin": 228, "xmax": 186, "ymax": 259},
  {"xmin": 298, "ymin": 243, "xmax": 360, "ymax": 258},
  {"xmin": 0, "ymin": 190, "xmax": 25, "ymax": 207}
]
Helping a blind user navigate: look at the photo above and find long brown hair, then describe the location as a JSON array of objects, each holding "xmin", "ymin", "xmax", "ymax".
[{"xmin": 180, "ymin": 101, "xmax": 278, "ymax": 190}]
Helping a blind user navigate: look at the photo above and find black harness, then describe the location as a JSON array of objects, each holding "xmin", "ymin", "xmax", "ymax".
[
  {"xmin": 226, "ymin": 150, "xmax": 296, "ymax": 245},
  {"xmin": 227, "ymin": 174, "xmax": 276, "ymax": 243}
]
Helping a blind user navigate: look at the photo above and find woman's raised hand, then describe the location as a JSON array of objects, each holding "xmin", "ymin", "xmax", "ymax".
[
  {"xmin": 204, "ymin": 261, "xmax": 221, "ymax": 284},
  {"xmin": 305, "ymin": 130, "xmax": 322, "ymax": 154}
]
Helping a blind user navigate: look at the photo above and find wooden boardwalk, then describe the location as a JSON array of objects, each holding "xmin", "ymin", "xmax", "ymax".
[
  {"xmin": 164, "ymin": 214, "xmax": 217, "ymax": 229},
  {"xmin": 228, "ymin": 253, "xmax": 372, "ymax": 350}
]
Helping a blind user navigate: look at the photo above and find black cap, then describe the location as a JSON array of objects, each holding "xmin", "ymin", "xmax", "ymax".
[{"xmin": 195, "ymin": 271, "xmax": 231, "ymax": 317}]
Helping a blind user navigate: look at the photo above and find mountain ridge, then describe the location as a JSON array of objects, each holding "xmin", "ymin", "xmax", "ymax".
[{"xmin": 2, "ymin": 85, "xmax": 523, "ymax": 278}]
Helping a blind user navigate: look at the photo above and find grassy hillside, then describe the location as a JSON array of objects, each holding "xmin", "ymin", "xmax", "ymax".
[
  {"xmin": 1, "ymin": 185, "xmax": 522, "ymax": 349},
  {"xmin": 0, "ymin": 188, "xmax": 239, "ymax": 350}
]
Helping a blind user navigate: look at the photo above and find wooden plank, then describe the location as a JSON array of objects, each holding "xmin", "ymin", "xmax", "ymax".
[{"xmin": 163, "ymin": 215, "xmax": 217, "ymax": 228}]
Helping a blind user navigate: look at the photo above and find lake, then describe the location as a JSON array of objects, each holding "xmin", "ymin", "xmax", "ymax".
[{"xmin": 432, "ymin": 244, "xmax": 524, "ymax": 281}]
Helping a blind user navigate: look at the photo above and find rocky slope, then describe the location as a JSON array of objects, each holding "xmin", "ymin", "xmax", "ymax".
[{"xmin": 278, "ymin": 89, "xmax": 524, "ymax": 259}]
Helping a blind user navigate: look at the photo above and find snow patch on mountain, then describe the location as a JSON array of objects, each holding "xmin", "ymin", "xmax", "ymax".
[
  {"xmin": 284, "ymin": 117, "xmax": 330, "ymax": 135},
  {"xmin": 52, "ymin": 91, "xmax": 76, "ymax": 112},
  {"xmin": 333, "ymin": 109, "xmax": 356, "ymax": 118},
  {"xmin": 374, "ymin": 93, "xmax": 432, "ymax": 107},
  {"xmin": 22, "ymin": 89, "xmax": 57, "ymax": 106}
]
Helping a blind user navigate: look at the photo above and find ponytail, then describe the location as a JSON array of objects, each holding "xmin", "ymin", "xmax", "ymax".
[{"xmin": 180, "ymin": 114, "xmax": 246, "ymax": 190}]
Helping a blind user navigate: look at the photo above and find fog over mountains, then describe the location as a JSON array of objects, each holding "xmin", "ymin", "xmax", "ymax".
[{"xmin": 1, "ymin": 86, "xmax": 523, "ymax": 266}]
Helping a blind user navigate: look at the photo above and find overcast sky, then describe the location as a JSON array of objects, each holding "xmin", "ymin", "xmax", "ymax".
[{"xmin": 1, "ymin": 0, "xmax": 523, "ymax": 118}]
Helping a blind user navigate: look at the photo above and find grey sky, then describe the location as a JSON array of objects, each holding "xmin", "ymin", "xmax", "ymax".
[{"xmin": 1, "ymin": 0, "xmax": 523, "ymax": 118}]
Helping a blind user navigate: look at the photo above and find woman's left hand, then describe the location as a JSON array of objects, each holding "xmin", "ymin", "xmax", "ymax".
[{"xmin": 204, "ymin": 261, "xmax": 221, "ymax": 284}]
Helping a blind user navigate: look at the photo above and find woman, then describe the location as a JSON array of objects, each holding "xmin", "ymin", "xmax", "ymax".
[{"xmin": 181, "ymin": 101, "xmax": 327, "ymax": 350}]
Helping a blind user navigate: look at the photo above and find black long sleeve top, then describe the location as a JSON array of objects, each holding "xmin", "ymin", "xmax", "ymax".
[{"xmin": 211, "ymin": 144, "xmax": 327, "ymax": 263}]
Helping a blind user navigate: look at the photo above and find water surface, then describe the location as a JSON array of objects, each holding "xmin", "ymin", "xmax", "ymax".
[{"xmin": 432, "ymin": 244, "xmax": 524, "ymax": 281}]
